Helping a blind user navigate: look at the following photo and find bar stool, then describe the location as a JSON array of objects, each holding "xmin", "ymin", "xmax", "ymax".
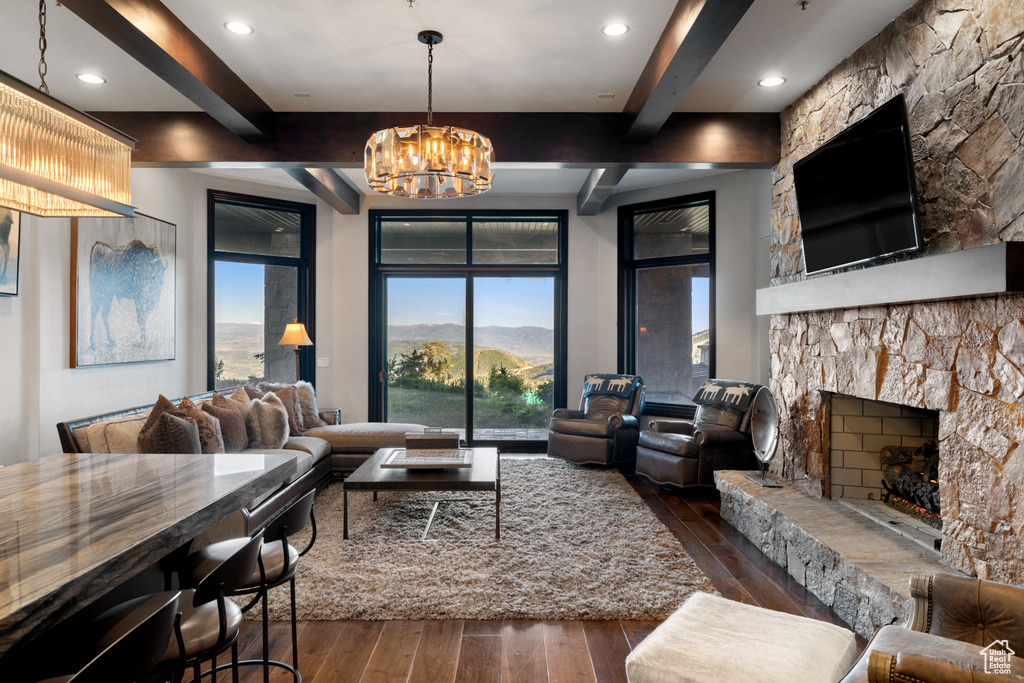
[
  {"xmin": 35, "ymin": 592, "xmax": 180, "ymax": 683},
  {"xmin": 186, "ymin": 489, "xmax": 316, "ymax": 683}
]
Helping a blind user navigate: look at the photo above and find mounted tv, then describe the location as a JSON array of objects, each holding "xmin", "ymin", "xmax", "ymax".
[{"xmin": 793, "ymin": 94, "xmax": 923, "ymax": 276}]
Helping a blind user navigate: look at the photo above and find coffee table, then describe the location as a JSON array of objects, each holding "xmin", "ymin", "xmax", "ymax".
[{"xmin": 342, "ymin": 447, "xmax": 500, "ymax": 540}]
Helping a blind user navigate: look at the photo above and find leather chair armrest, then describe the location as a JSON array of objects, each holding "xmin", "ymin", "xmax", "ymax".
[
  {"xmin": 319, "ymin": 409, "xmax": 341, "ymax": 425},
  {"xmin": 868, "ymin": 650, "xmax": 1024, "ymax": 683},
  {"xmin": 910, "ymin": 573, "xmax": 1024, "ymax": 642},
  {"xmin": 553, "ymin": 408, "xmax": 586, "ymax": 420},
  {"xmin": 608, "ymin": 414, "xmax": 639, "ymax": 430},
  {"xmin": 694, "ymin": 428, "xmax": 749, "ymax": 447},
  {"xmin": 647, "ymin": 419, "xmax": 695, "ymax": 436}
]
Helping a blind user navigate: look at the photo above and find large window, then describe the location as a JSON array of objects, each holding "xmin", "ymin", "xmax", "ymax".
[
  {"xmin": 370, "ymin": 211, "xmax": 567, "ymax": 447},
  {"xmin": 208, "ymin": 191, "xmax": 315, "ymax": 389},
  {"xmin": 619, "ymin": 193, "xmax": 714, "ymax": 416}
]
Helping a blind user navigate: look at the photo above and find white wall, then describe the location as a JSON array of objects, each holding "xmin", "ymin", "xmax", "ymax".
[{"xmin": 1, "ymin": 167, "xmax": 770, "ymax": 464}]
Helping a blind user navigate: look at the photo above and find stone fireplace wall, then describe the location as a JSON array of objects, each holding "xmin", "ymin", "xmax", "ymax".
[
  {"xmin": 766, "ymin": 0, "xmax": 1024, "ymax": 580},
  {"xmin": 771, "ymin": 0, "xmax": 1024, "ymax": 286}
]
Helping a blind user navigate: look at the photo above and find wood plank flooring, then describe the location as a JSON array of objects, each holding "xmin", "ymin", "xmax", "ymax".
[{"xmin": 224, "ymin": 475, "xmax": 864, "ymax": 683}]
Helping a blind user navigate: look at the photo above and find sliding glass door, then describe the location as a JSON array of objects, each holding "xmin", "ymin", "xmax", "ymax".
[{"xmin": 371, "ymin": 211, "xmax": 567, "ymax": 447}]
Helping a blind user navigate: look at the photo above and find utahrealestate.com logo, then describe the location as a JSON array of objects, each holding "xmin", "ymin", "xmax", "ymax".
[{"xmin": 981, "ymin": 640, "xmax": 1015, "ymax": 675}]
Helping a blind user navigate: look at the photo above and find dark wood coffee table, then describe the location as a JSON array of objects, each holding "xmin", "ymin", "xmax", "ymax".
[{"xmin": 342, "ymin": 447, "xmax": 500, "ymax": 540}]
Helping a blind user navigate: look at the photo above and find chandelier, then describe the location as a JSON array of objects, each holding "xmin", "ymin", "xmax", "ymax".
[
  {"xmin": 364, "ymin": 31, "xmax": 493, "ymax": 199},
  {"xmin": 0, "ymin": 1, "xmax": 134, "ymax": 217}
]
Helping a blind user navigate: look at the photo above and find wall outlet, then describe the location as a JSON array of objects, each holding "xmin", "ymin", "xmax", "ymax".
[{"xmin": 317, "ymin": 357, "xmax": 330, "ymax": 367}]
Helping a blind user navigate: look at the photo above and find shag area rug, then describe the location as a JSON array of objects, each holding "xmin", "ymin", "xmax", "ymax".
[{"xmin": 263, "ymin": 457, "xmax": 716, "ymax": 621}]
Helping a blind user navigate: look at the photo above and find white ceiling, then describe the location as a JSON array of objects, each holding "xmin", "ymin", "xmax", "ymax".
[{"xmin": 0, "ymin": 0, "xmax": 918, "ymax": 195}]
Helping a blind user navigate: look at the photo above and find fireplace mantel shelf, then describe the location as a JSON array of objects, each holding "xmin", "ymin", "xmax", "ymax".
[{"xmin": 757, "ymin": 243, "xmax": 1024, "ymax": 315}]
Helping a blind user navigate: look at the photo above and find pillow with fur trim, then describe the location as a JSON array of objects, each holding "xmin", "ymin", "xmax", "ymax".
[
  {"xmin": 246, "ymin": 393, "xmax": 290, "ymax": 450},
  {"xmin": 224, "ymin": 387, "xmax": 253, "ymax": 420},
  {"xmin": 178, "ymin": 396, "xmax": 225, "ymax": 454},
  {"xmin": 203, "ymin": 394, "xmax": 247, "ymax": 453},
  {"xmin": 139, "ymin": 395, "xmax": 201, "ymax": 454},
  {"xmin": 260, "ymin": 381, "xmax": 325, "ymax": 429}
]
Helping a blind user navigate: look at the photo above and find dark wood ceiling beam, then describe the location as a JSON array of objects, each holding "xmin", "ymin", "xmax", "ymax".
[
  {"xmin": 577, "ymin": 167, "xmax": 628, "ymax": 216},
  {"xmin": 61, "ymin": 0, "xmax": 274, "ymax": 142},
  {"xmin": 623, "ymin": 0, "xmax": 755, "ymax": 143},
  {"xmin": 284, "ymin": 168, "xmax": 361, "ymax": 214},
  {"xmin": 89, "ymin": 111, "xmax": 780, "ymax": 167}
]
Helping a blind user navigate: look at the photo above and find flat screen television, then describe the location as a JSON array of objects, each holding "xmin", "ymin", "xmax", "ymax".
[{"xmin": 793, "ymin": 94, "xmax": 923, "ymax": 275}]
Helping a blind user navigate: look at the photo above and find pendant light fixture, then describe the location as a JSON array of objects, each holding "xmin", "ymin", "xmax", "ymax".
[
  {"xmin": 364, "ymin": 31, "xmax": 493, "ymax": 199},
  {"xmin": 0, "ymin": 0, "xmax": 135, "ymax": 217}
]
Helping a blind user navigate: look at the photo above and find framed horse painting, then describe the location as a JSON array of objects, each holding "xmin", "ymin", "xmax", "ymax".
[
  {"xmin": 70, "ymin": 214, "xmax": 176, "ymax": 367},
  {"xmin": 0, "ymin": 208, "xmax": 19, "ymax": 296}
]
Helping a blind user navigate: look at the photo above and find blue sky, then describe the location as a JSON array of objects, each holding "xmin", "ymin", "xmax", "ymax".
[
  {"xmin": 388, "ymin": 277, "xmax": 555, "ymax": 328},
  {"xmin": 215, "ymin": 262, "xmax": 265, "ymax": 324},
  {"xmin": 692, "ymin": 278, "xmax": 709, "ymax": 331}
]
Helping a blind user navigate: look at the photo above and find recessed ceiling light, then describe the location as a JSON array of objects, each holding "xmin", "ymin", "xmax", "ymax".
[
  {"xmin": 601, "ymin": 23, "xmax": 629, "ymax": 37},
  {"xmin": 758, "ymin": 76, "xmax": 786, "ymax": 87},
  {"xmin": 75, "ymin": 73, "xmax": 106, "ymax": 85},
  {"xmin": 224, "ymin": 21, "xmax": 254, "ymax": 35}
]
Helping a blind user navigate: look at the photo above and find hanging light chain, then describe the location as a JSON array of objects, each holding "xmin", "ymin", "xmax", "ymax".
[
  {"xmin": 426, "ymin": 39, "xmax": 434, "ymax": 126},
  {"xmin": 38, "ymin": 0, "xmax": 49, "ymax": 94}
]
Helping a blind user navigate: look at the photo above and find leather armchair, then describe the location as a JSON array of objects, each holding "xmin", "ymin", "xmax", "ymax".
[
  {"xmin": 548, "ymin": 374, "xmax": 644, "ymax": 470},
  {"xmin": 635, "ymin": 379, "xmax": 761, "ymax": 488},
  {"xmin": 841, "ymin": 574, "xmax": 1024, "ymax": 682}
]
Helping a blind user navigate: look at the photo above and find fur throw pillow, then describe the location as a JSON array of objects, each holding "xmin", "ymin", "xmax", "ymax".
[
  {"xmin": 264, "ymin": 386, "xmax": 303, "ymax": 435},
  {"xmin": 243, "ymin": 385, "xmax": 266, "ymax": 400},
  {"xmin": 178, "ymin": 396, "xmax": 225, "ymax": 454},
  {"xmin": 246, "ymin": 393, "xmax": 290, "ymax": 450},
  {"xmin": 139, "ymin": 395, "xmax": 201, "ymax": 454},
  {"xmin": 259, "ymin": 380, "xmax": 325, "ymax": 429},
  {"xmin": 204, "ymin": 394, "xmax": 248, "ymax": 453}
]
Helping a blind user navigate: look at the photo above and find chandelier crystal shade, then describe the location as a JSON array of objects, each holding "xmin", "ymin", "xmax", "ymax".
[
  {"xmin": 364, "ymin": 31, "xmax": 493, "ymax": 199},
  {"xmin": 0, "ymin": 69, "xmax": 135, "ymax": 217}
]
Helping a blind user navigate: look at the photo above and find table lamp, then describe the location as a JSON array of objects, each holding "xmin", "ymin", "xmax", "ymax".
[{"xmin": 277, "ymin": 318, "xmax": 313, "ymax": 381}]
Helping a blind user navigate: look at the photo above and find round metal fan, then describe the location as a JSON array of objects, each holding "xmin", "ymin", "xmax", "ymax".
[{"xmin": 746, "ymin": 385, "xmax": 782, "ymax": 487}]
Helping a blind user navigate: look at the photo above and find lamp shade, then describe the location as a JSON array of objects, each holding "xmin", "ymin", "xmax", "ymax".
[{"xmin": 277, "ymin": 319, "xmax": 313, "ymax": 347}]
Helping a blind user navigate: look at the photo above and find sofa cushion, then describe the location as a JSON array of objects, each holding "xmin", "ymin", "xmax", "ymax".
[
  {"xmin": 178, "ymin": 397, "xmax": 225, "ymax": 454},
  {"xmin": 693, "ymin": 404, "xmax": 743, "ymax": 432},
  {"xmin": 104, "ymin": 415, "xmax": 149, "ymax": 453},
  {"xmin": 203, "ymin": 395, "xmax": 248, "ymax": 453},
  {"xmin": 638, "ymin": 429, "xmax": 699, "ymax": 458},
  {"xmin": 84, "ymin": 414, "xmax": 149, "ymax": 454},
  {"xmin": 283, "ymin": 436, "xmax": 330, "ymax": 461},
  {"xmin": 138, "ymin": 395, "xmax": 201, "ymax": 455},
  {"xmin": 246, "ymin": 393, "xmax": 290, "ymax": 450},
  {"xmin": 302, "ymin": 422, "xmax": 425, "ymax": 453}
]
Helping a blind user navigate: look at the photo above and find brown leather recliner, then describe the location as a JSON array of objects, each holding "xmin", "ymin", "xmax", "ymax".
[
  {"xmin": 634, "ymin": 379, "xmax": 761, "ymax": 488},
  {"xmin": 841, "ymin": 573, "xmax": 1024, "ymax": 682},
  {"xmin": 547, "ymin": 374, "xmax": 644, "ymax": 469}
]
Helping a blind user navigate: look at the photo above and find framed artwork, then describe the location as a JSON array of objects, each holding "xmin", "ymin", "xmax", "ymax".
[
  {"xmin": 0, "ymin": 208, "xmax": 20, "ymax": 296},
  {"xmin": 70, "ymin": 214, "xmax": 176, "ymax": 368}
]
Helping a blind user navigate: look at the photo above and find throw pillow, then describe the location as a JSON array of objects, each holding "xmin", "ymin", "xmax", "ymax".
[
  {"xmin": 243, "ymin": 385, "xmax": 266, "ymax": 401},
  {"xmin": 225, "ymin": 387, "xmax": 253, "ymax": 420},
  {"xmin": 259, "ymin": 381, "xmax": 324, "ymax": 430},
  {"xmin": 138, "ymin": 395, "xmax": 201, "ymax": 454},
  {"xmin": 269, "ymin": 386, "xmax": 304, "ymax": 435},
  {"xmin": 204, "ymin": 394, "xmax": 248, "ymax": 453},
  {"xmin": 178, "ymin": 396, "xmax": 225, "ymax": 454},
  {"xmin": 246, "ymin": 393, "xmax": 290, "ymax": 450}
]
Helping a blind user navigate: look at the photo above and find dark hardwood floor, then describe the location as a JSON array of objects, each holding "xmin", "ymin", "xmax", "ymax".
[{"xmin": 222, "ymin": 474, "xmax": 863, "ymax": 683}]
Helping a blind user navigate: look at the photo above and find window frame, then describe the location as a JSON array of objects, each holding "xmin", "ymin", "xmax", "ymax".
[
  {"xmin": 368, "ymin": 209, "xmax": 568, "ymax": 448},
  {"xmin": 618, "ymin": 191, "xmax": 716, "ymax": 418},
  {"xmin": 207, "ymin": 189, "xmax": 317, "ymax": 390}
]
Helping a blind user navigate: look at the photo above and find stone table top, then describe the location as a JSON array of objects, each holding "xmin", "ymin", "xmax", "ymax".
[{"xmin": 0, "ymin": 451, "xmax": 295, "ymax": 658}]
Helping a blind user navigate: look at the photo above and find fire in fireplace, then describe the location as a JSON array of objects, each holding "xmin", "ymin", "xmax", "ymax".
[{"xmin": 879, "ymin": 441, "xmax": 941, "ymax": 529}]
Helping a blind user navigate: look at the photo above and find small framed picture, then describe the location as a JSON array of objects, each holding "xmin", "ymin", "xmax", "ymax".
[{"xmin": 0, "ymin": 208, "xmax": 20, "ymax": 297}]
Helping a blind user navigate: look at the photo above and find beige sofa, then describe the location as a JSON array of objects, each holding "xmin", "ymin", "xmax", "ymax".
[{"xmin": 56, "ymin": 386, "xmax": 425, "ymax": 541}]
